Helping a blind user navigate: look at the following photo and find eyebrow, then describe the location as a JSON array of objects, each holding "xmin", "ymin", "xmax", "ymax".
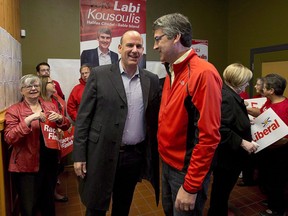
[{"xmin": 126, "ymin": 43, "xmax": 143, "ymax": 48}]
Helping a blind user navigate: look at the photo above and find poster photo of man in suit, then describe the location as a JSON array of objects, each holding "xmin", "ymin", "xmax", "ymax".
[{"xmin": 80, "ymin": 27, "xmax": 119, "ymax": 67}]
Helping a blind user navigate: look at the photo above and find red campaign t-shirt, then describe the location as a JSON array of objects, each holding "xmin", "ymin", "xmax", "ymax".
[{"xmin": 260, "ymin": 98, "xmax": 288, "ymax": 138}]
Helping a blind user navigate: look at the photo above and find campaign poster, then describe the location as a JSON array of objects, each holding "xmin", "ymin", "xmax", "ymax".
[
  {"xmin": 80, "ymin": 0, "xmax": 147, "ymax": 61},
  {"xmin": 251, "ymin": 108, "xmax": 288, "ymax": 153},
  {"xmin": 192, "ymin": 39, "xmax": 208, "ymax": 61}
]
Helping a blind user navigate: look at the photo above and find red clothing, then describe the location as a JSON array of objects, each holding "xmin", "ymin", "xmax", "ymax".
[
  {"xmin": 239, "ymin": 91, "xmax": 249, "ymax": 99},
  {"xmin": 53, "ymin": 80, "xmax": 65, "ymax": 100},
  {"xmin": 260, "ymin": 98, "xmax": 288, "ymax": 137},
  {"xmin": 4, "ymin": 99, "xmax": 70, "ymax": 172},
  {"xmin": 51, "ymin": 93, "xmax": 67, "ymax": 116},
  {"xmin": 158, "ymin": 50, "xmax": 222, "ymax": 193},
  {"xmin": 67, "ymin": 78, "xmax": 86, "ymax": 121},
  {"xmin": 253, "ymin": 94, "xmax": 263, "ymax": 98}
]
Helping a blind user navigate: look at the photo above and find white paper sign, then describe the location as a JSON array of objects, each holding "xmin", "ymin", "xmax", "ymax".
[
  {"xmin": 245, "ymin": 97, "xmax": 267, "ymax": 120},
  {"xmin": 251, "ymin": 108, "xmax": 288, "ymax": 153},
  {"xmin": 245, "ymin": 97, "xmax": 267, "ymax": 109}
]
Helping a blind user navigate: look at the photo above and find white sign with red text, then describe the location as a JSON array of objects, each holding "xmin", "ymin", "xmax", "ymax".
[
  {"xmin": 251, "ymin": 108, "xmax": 288, "ymax": 153},
  {"xmin": 245, "ymin": 97, "xmax": 267, "ymax": 120}
]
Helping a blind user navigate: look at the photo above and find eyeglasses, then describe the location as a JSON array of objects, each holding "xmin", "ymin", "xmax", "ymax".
[
  {"xmin": 23, "ymin": 84, "xmax": 40, "ymax": 90},
  {"xmin": 154, "ymin": 34, "xmax": 166, "ymax": 43},
  {"xmin": 40, "ymin": 69, "xmax": 50, "ymax": 72},
  {"xmin": 47, "ymin": 81, "xmax": 54, "ymax": 85}
]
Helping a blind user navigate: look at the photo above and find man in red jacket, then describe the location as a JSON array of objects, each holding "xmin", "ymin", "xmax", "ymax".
[
  {"xmin": 67, "ymin": 64, "xmax": 91, "ymax": 122},
  {"xmin": 153, "ymin": 13, "xmax": 222, "ymax": 216}
]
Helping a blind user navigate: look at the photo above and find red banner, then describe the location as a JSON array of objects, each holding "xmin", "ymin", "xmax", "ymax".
[
  {"xmin": 40, "ymin": 120, "xmax": 60, "ymax": 150},
  {"xmin": 59, "ymin": 126, "xmax": 75, "ymax": 158},
  {"xmin": 80, "ymin": 0, "xmax": 146, "ymax": 42},
  {"xmin": 40, "ymin": 121, "xmax": 74, "ymax": 158}
]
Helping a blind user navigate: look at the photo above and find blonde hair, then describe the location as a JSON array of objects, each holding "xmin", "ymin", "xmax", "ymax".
[
  {"xmin": 223, "ymin": 63, "xmax": 252, "ymax": 88},
  {"xmin": 39, "ymin": 76, "xmax": 50, "ymax": 101}
]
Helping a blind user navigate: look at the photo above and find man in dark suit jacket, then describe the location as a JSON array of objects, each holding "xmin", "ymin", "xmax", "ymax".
[
  {"xmin": 73, "ymin": 30, "xmax": 160, "ymax": 216},
  {"xmin": 80, "ymin": 27, "xmax": 119, "ymax": 67}
]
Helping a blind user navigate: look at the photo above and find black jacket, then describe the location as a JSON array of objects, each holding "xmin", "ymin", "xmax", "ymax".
[{"xmin": 214, "ymin": 83, "xmax": 252, "ymax": 170}]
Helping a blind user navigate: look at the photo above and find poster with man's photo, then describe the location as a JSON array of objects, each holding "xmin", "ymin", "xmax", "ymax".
[{"xmin": 80, "ymin": 0, "xmax": 147, "ymax": 68}]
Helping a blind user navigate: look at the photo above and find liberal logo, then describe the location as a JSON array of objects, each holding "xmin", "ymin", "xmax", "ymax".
[
  {"xmin": 261, "ymin": 117, "xmax": 271, "ymax": 127},
  {"xmin": 254, "ymin": 118, "xmax": 280, "ymax": 142}
]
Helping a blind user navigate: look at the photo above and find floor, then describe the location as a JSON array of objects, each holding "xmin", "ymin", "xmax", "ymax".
[{"xmin": 55, "ymin": 166, "xmax": 272, "ymax": 216}]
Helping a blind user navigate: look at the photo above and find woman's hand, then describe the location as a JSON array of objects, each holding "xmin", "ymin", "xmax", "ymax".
[
  {"xmin": 25, "ymin": 111, "xmax": 46, "ymax": 126},
  {"xmin": 241, "ymin": 139, "xmax": 259, "ymax": 154},
  {"xmin": 47, "ymin": 111, "xmax": 63, "ymax": 123}
]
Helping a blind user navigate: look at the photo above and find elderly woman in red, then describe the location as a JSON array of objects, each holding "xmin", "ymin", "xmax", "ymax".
[{"xmin": 4, "ymin": 74, "xmax": 70, "ymax": 216}]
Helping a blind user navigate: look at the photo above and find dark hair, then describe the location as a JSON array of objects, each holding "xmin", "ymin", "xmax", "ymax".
[
  {"xmin": 36, "ymin": 62, "xmax": 50, "ymax": 72},
  {"xmin": 264, "ymin": 73, "xmax": 287, "ymax": 95},
  {"xmin": 153, "ymin": 13, "xmax": 192, "ymax": 47}
]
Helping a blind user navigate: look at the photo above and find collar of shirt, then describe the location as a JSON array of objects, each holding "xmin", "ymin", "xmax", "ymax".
[
  {"xmin": 97, "ymin": 47, "xmax": 110, "ymax": 57},
  {"xmin": 169, "ymin": 49, "xmax": 192, "ymax": 85},
  {"xmin": 119, "ymin": 60, "xmax": 140, "ymax": 78}
]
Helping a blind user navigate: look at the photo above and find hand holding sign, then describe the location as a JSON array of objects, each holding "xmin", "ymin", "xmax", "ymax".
[{"xmin": 241, "ymin": 139, "xmax": 259, "ymax": 154}]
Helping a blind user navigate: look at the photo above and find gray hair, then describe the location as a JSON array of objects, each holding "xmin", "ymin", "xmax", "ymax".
[
  {"xmin": 153, "ymin": 13, "xmax": 192, "ymax": 47},
  {"xmin": 20, "ymin": 74, "xmax": 41, "ymax": 90},
  {"xmin": 97, "ymin": 27, "xmax": 112, "ymax": 37},
  {"xmin": 264, "ymin": 74, "xmax": 287, "ymax": 96}
]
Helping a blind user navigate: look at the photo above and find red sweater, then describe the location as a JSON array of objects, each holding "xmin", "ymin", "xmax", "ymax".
[
  {"xmin": 158, "ymin": 50, "xmax": 222, "ymax": 193},
  {"xmin": 67, "ymin": 78, "xmax": 86, "ymax": 122}
]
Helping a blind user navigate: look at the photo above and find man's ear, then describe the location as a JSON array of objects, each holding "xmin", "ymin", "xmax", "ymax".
[
  {"xmin": 172, "ymin": 33, "xmax": 181, "ymax": 45},
  {"xmin": 118, "ymin": 44, "xmax": 122, "ymax": 54}
]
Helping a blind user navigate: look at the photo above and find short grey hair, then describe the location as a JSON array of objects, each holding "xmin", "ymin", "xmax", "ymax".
[
  {"xmin": 20, "ymin": 74, "xmax": 41, "ymax": 89},
  {"xmin": 97, "ymin": 27, "xmax": 112, "ymax": 37},
  {"xmin": 153, "ymin": 13, "xmax": 192, "ymax": 47}
]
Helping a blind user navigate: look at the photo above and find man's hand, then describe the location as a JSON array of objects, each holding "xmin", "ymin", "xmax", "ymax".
[
  {"xmin": 74, "ymin": 162, "xmax": 87, "ymax": 179},
  {"xmin": 175, "ymin": 186, "xmax": 197, "ymax": 212}
]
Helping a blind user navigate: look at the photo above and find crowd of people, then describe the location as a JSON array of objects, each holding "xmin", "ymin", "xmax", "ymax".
[{"xmin": 3, "ymin": 12, "xmax": 288, "ymax": 216}]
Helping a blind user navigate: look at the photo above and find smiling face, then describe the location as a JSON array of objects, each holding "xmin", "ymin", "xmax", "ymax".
[
  {"xmin": 21, "ymin": 80, "xmax": 41, "ymax": 102},
  {"xmin": 98, "ymin": 33, "xmax": 112, "ymax": 53},
  {"xmin": 153, "ymin": 29, "xmax": 177, "ymax": 64},
  {"xmin": 254, "ymin": 79, "xmax": 264, "ymax": 94},
  {"xmin": 118, "ymin": 31, "xmax": 144, "ymax": 72}
]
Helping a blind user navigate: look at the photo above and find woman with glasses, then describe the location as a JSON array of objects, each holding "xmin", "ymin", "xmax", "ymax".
[
  {"xmin": 4, "ymin": 74, "xmax": 71, "ymax": 216},
  {"xmin": 40, "ymin": 76, "xmax": 70, "ymax": 203}
]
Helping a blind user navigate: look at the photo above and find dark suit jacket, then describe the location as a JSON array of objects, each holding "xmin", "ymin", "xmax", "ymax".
[
  {"xmin": 73, "ymin": 62, "xmax": 160, "ymax": 210},
  {"xmin": 80, "ymin": 47, "xmax": 119, "ymax": 67},
  {"xmin": 214, "ymin": 84, "xmax": 252, "ymax": 170}
]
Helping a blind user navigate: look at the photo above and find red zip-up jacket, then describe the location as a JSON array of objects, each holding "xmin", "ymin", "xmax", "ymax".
[{"xmin": 158, "ymin": 50, "xmax": 222, "ymax": 193}]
